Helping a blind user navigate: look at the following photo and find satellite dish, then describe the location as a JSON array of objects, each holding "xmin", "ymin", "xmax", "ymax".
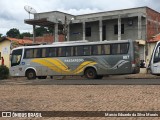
[{"xmin": 24, "ymin": 5, "xmax": 37, "ymax": 19}]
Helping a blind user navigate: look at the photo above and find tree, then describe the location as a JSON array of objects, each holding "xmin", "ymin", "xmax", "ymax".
[
  {"xmin": 19, "ymin": 32, "xmax": 32, "ymax": 39},
  {"xmin": 35, "ymin": 27, "xmax": 54, "ymax": 37},
  {"xmin": 0, "ymin": 33, "xmax": 2, "ymax": 38},
  {"xmin": 35, "ymin": 27, "xmax": 48, "ymax": 37},
  {"xmin": 6, "ymin": 28, "xmax": 20, "ymax": 38}
]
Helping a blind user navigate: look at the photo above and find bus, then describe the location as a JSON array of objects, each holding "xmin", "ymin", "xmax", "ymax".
[
  {"xmin": 10, "ymin": 40, "xmax": 140, "ymax": 80},
  {"xmin": 149, "ymin": 41, "xmax": 160, "ymax": 75}
]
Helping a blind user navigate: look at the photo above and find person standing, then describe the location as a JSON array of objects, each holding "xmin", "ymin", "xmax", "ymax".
[{"xmin": 1, "ymin": 57, "xmax": 4, "ymax": 65}]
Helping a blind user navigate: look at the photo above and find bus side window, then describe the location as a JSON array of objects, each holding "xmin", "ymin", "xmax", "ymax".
[
  {"xmin": 66, "ymin": 47, "xmax": 73, "ymax": 56},
  {"xmin": 74, "ymin": 46, "xmax": 83, "ymax": 56},
  {"xmin": 111, "ymin": 44, "xmax": 120, "ymax": 54},
  {"xmin": 92, "ymin": 45, "xmax": 101, "ymax": 55},
  {"xmin": 58, "ymin": 47, "xmax": 66, "ymax": 57},
  {"xmin": 48, "ymin": 48, "xmax": 57, "ymax": 57},
  {"xmin": 42, "ymin": 48, "xmax": 47, "ymax": 57},
  {"xmin": 84, "ymin": 46, "xmax": 91, "ymax": 56},
  {"xmin": 102, "ymin": 44, "xmax": 110, "ymax": 55},
  {"xmin": 120, "ymin": 43, "xmax": 129, "ymax": 54},
  {"xmin": 34, "ymin": 49, "xmax": 41, "ymax": 58},
  {"xmin": 24, "ymin": 49, "xmax": 33, "ymax": 58}
]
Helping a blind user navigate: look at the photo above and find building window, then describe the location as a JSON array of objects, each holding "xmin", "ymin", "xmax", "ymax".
[
  {"xmin": 121, "ymin": 24, "xmax": 124, "ymax": 34},
  {"xmin": 85, "ymin": 27, "xmax": 91, "ymax": 37},
  {"xmin": 114, "ymin": 24, "xmax": 124, "ymax": 34}
]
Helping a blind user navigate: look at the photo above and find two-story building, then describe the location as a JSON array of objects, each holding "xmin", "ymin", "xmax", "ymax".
[{"xmin": 25, "ymin": 7, "xmax": 160, "ymax": 64}]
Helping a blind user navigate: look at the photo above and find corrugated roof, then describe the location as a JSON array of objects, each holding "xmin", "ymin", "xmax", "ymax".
[{"xmin": 7, "ymin": 37, "xmax": 33, "ymax": 44}]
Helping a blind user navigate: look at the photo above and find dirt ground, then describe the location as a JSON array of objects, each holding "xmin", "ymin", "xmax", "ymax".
[{"xmin": 0, "ymin": 83, "xmax": 160, "ymax": 120}]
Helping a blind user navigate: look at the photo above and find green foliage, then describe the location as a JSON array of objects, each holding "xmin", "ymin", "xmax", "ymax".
[
  {"xmin": 0, "ymin": 65, "xmax": 9, "ymax": 80},
  {"xmin": 21, "ymin": 32, "xmax": 32, "ymax": 37},
  {"xmin": 6, "ymin": 28, "xmax": 20, "ymax": 38},
  {"xmin": 35, "ymin": 27, "xmax": 48, "ymax": 37},
  {"xmin": 0, "ymin": 36, "xmax": 6, "ymax": 42},
  {"xmin": 6, "ymin": 27, "xmax": 54, "ymax": 39},
  {"xmin": 19, "ymin": 32, "xmax": 32, "ymax": 39},
  {"xmin": 35, "ymin": 27, "xmax": 53, "ymax": 37}
]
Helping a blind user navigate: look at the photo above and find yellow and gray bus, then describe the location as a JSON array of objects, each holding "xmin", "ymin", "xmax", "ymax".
[{"xmin": 10, "ymin": 40, "xmax": 140, "ymax": 80}]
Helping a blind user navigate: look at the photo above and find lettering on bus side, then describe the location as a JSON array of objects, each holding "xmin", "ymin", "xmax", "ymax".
[
  {"xmin": 64, "ymin": 59, "xmax": 84, "ymax": 63},
  {"xmin": 123, "ymin": 55, "xmax": 129, "ymax": 59}
]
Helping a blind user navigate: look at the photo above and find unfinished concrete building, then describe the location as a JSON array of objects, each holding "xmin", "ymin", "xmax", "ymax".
[{"xmin": 24, "ymin": 6, "xmax": 160, "ymax": 62}]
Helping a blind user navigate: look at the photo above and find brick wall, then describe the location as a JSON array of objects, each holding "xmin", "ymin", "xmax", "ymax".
[
  {"xmin": 24, "ymin": 34, "xmax": 65, "ymax": 44},
  {"xmin": 146, "ymin": 8, "xmax": 160, "ymax": 40}
]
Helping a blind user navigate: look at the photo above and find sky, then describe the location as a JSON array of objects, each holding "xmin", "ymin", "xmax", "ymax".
[{"xmin": 0, "ymin": 0, "xmax": 160, "ymax": 35}]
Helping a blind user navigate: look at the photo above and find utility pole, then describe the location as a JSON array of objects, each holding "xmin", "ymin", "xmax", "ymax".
[{"xmin": 64, "ymin": 16, "xmax": 68, "ymax": 41}]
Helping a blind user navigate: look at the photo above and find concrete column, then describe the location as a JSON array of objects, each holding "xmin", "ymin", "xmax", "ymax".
[
  {"xmin": 67, "ymin": 24, "xmax": 70, "ymax": 41},
  {"xmin": 99, "ymin": 19, "xmax": 102, "ymax": 41},
  {"xmin": 33, "ymin": 25, "xmax": 36, "ymax": 43},
  {"xmin": 118, "ymin": 16, "xmax": 121, "ymax": 40},
  {"xmin": 54, "ymin": 23, "xmax": 58, "ymax": 42},
  {"xmin": 82, "ymin": 21, "xmax": 85, "ymax": 40},
  {"xmin": 144, "ymin": 45, "xmax": 146, "ymax": 62},
  {"xmin": 138, "ymin": 15, "xmax": 142, "ymax": 39}
]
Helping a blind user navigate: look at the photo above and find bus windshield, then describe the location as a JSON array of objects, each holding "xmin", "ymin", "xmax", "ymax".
[{"xmin": 11, "ymin": 49, "xmax": 22, "ymax": 67}]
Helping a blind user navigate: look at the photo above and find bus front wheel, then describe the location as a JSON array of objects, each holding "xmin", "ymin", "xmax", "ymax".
[
  {"xmin": 26, "ymin": 70, "xmax": 36, "ymax": 80},
  {"xmin": 85, "ymin": 68, "xmax": 97, "ymax": 79}
]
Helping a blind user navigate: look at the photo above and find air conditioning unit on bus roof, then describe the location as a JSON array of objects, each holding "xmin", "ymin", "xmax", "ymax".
[{"xmin": 52, "ymin": 40, "xmax": 88, "ymax": 44}]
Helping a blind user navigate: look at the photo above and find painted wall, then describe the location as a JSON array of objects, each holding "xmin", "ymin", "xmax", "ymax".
[{"xmin": 0, "ymin": 40, "xmax": 11, "ymax": 67}]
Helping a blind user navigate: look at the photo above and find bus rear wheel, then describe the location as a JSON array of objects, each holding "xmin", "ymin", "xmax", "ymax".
[
  {"xmin": 85, "ymin": 68, "xmax": 97, "ymax": 79},
  {"xmin": 26, "ymin": 70, "xmax": 36, "ymax": 80}
]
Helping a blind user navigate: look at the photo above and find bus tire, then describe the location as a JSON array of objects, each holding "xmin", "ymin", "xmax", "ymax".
[
  {"xmin": 38, "ymin": 76, "xmax": 47, "ymax": 79},
  {"xmin": 84, "ymin": 68, "xmax": 97, "ymax": 79},
  {"xmin": 26, "ymin": 69, "xmax": 36, "ymax": 80}
]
